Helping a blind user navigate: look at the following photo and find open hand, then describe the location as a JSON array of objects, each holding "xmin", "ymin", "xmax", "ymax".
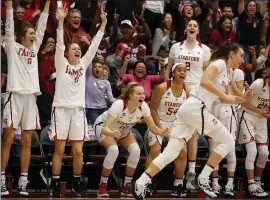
[{"xmin": 58, "ymin": 3, "xmax": 68, "ymax": 19}]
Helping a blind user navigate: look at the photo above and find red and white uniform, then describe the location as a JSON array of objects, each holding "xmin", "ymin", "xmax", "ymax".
[
  {"xmin": 238, "ymin": 79, "xmax": 269, "ymax": 144},
  {"xmin": 149, "ymin": 81, "xmax": 187, "ymax": 145},
  {"xmin": 169, "ymin": 40, "xmax": 211, "ymax": 90},
  {"xmin": 50, "ymin": 29, "xmax": 104, "ymax": 141},
  {"xmin": 211, "ymin": 68, "xmax": 244, "ymax": 139},
  {"xmin": 2, "ymin": 9, "xmax": 48, "ymax": 130},
  {"xmin": 94, "ymin": 99, "xmax": 151, "ymax": 142}
]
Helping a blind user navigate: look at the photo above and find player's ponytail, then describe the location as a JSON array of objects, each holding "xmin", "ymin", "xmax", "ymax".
[{"xmin": 119, "ymin": 82, "xmax": 140, "ymax": 99}]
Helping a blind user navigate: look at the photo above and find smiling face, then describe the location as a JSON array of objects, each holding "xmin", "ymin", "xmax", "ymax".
[
  {"xmin": 134, "ymin": 62, "xmax": 147, "ymax": 79},
  {"xmin": 185, "ymin": 20, "xmax": 199, "ymax": 39},
  {"xmin": 67, "ymin": 10, "xmax": 82, "ymax": 29},
  {"xmin": 183, "ymin": 5, "xmax": 193, "ymax": 18},
  {"xmin": 14, "ymin": 7, "xmax": 25, "ymax": 21},
  {"xmin": 163, "ymin": 13, "xmax": 172, "ymax": 28},
  {"xmin": 247, "ymin": 1, "xmax": 256, "ymax": 15},
  {"xmin": 22, "ymin": 28, "xmax": 36, "ymax": 46},
  {"xmin": 221, "ymin": 18, "xmax": 232, "ymax": 32},
  {"xmin": 129, "ymin": 86, "xmax": 145, "ymax": 106},
  {"xmin": 66, "ymin": 43, "xmax": 81, "ymax": 64},
  {"xmin": 172, "ymin": 64, "xmax": 187, "ymax": 82},
  {"xmin": 92, "ymin": 62, "xmax": 104, "ymax": 78},
  {"xmin": 46, "ymin": 37, "xmax": 56, "ymax": 49},
  {"xmin": 222, "ymin": 6, "xmax": 234, "ymax": 17}
]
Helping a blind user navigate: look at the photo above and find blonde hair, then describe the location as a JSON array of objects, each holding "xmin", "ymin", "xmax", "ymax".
[{"xmin": 119, "ymin": 82, "xmax": 140, "ymax": 99}]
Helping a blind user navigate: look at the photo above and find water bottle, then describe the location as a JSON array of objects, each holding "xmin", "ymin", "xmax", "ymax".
[{"xmin": 14, "ymin": 127, "xmax": 21, "ymax": 143}]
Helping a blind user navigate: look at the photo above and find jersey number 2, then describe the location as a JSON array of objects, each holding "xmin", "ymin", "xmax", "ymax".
[{"xmin": 185, "ymin": 62, "xmax": 191, "ymax": 71}]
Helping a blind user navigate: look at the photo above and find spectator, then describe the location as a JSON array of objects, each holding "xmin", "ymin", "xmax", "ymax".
[
  {"xmin": 221, "ymin": 3, "xmax": 239, "ymax": 32},
  {"xmin": 85, "ymin": 61, "xmax": 115, "ymax": 124},
  {"xmin": 151, "ymin": 13, "xmax": 175, "ymax": 58},
  {"xmin": 64, "ymin": 9, "xmax": 92, "ymax": 55},
  {"xmin": 14, "ymin": 6, "xmax": 25, "ymax": 36},
  {"xmin": 208, "ymin": 16, "xmax": 236, "ymax": 49},
  {"xmin": 20, "ymin": 0, "xmax": 41, "ymax": 25}
]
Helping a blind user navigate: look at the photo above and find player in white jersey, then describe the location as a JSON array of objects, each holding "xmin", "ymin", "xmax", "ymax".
[
  {"xmin": 165, "ymin": 19, "xmax": 211, "ymax": 190},
  {"xmin": 132, "ymin": 43, "xmax": 249, "ymax": 199},
  {"xmin": 1, "ymin": 1, "xmax": 50, "ymax": 197},
  {"xmin": 94, "ymin": 83, "xmax": 170, "ymax": 198},
  {"xmin": 48, "ymin": 5, "xmax": 106, "ymax": 197},
  {"xmin": 238, "ymin": 72, "xmax": 270, "ymax": 197},
  {"xmin": 146, "ymin": 63, "xmax": 190, "ymax": 197},
  {"xmin": 208, "ymin": 68, "xmax": 244, "ymax": 197}
]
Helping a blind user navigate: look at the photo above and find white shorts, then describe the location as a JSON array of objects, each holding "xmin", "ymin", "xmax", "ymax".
[
  {"xmin": 2, "ymin": 92, "xmax": 40, "ymax": 131},
  {"xmin": 170, "ymin": 96, "xmax": 231, "ymax": 142},
  {"xmin": 148, "ymin": 121, "xmax": 172, "ymax": 146},
  {"xmin": 94, "ymin": 121, "xmax": 130, "ymax": 143},
  {"xmin": 50, "ymin": 107, "xmax": 87, "ymax": 141},
  {"xmin": 237, "ymin": 109, "xmax": 268, "ymax": 144},
  {"xmin": 211, "ymin": 103, "xmax": 238, "ymax": 140}
]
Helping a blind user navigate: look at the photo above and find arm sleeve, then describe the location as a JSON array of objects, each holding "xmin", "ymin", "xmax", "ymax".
[
  {"xmin": 142, "ymin": 102, "xmax": 151, "ymax": 117},
  {"xmin": 151, "ymin": 28, "xmax": 163, "ymax": 56},
  {"xmin": 106, "ymin": 82, "xmax": 116, "ymax": 104},
  {"xmin": 35, "ymin": 12, "xmax": 49, "ymax": 51},
  {"xmin": 108, "ymin": 100, "xmax": 124, "ymax": 118},
  {"xmin": 81, "ymin": 31, "xmax": 104, "ymax": 68},
  {"xmin": 234, "ymin": 69, "xmax": 245, "ymax": 81},
  {"xmin": 249, "ymin": 79, "xmax": 264, "ymax": 95},
  {"xmin": 169, "ymin": 43, "xmax": 178, "ymax": 58},
  {"xmin": 55, "ymin": 29, "xmax": 66, "ymax": 70},
  {"xmin": 212, "ymin": 59, "xmax": 226, "ymax": 73},
  {"xmin": 4, "ymin": 9, "xmax": 15, "ymax": 51}
]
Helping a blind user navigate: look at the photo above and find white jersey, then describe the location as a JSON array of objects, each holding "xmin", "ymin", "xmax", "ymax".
[
  {"xmin": 243, "ymin": 79, "xmax": 270, "ymax": 116},
  {"xmin": 157, "ymin": 81, "xmax": 187, "ymax": 123},
  {"xmin": 192, "ymin": 59, "xmax": 230, "ymax": 110},
  {"xmin": 52, "ymin": 29, "xmax": 104, "ymax": 108},
  {"xmin": 169, "ymin": 40, "xmax": 211, "ymax": 85},
  {"xmin": 4, "ymin": 9, "xmax": 48, "ymax": 95},
  {"xmin": 95, "ymin": 100, "xmax": 151, "ymax": 136}
]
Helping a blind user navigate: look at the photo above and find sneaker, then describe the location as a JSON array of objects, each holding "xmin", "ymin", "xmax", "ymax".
[
  {"xmin": 97, "ymin": 183, "xmax": 109, "ymax": 197},
  {"xmin": 197, "ymin": 175, "xmax": 217, "ymax": 198},
  {"xmin": 17, "ymin": 179, "xmax": 29, "ymax": 196},
  {"xmin": 145, "ymin": 182, "xmax": 153, "ymax": 197},
  {"xmin": 248, "ymin": 183, "xmax": 268, "ymax": 197},
  {"xmin": 72, "ymin": 177, "xmax": 87, "ymax": 197},
  {"xmin": 121, "ymin": 184, "xmax": 133, "ymax": 197},
  {"xmin": 49, "ymin": 179, "xmax": 60, "ymax": 197},
  {"xmin": 224, "ymin": 183, "xmax": 234, "ymax": 197},
  {"xmin": 1, "ymin": 175, "xmax": 9, "ymax": 197},
  {"xmin": 130, "ymin": 180, "xmax": 151, "ymax": 200},
  {"xmin": 171, "ymin": 183, "xmax": 187, "ymax": 197},
  {"xmin": 186, "ymin": 172, "xmax": 198, "ymax": 190},
  {"xmin": 212, "ymin": 182, "xmax": 222, "ymax": 196}
]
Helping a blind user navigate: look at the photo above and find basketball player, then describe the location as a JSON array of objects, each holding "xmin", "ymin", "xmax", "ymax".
[
  {"xmin": 208, "ymin": 68, "xmax": 244, "ymax": 197},
  {"xmin": 146, "ymin": 63, "xmax": 190, "ymax": 197},
  {"xmin": 165, "ymin": 19, "xmax": 211, "ymax": 190},
  {"xmin": 238, "ymin": 72, "xmax": 270, "ymax": 197},
  {"xmin": 48, "ymin": 4, "xmax": 106, "ymax": 197},
  {"xmin": 94, "ymin": 83, "xmax": 170, "ymax": 198},
  {"xmin": 1, "ymin": 0, "xmax": 50, "ymax": 196},
  {"xmin": 131, "ymin": 43, "xmax": 249, "ymax": 199}
]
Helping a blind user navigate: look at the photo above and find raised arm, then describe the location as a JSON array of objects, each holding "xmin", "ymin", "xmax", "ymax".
[
  {"xmin": 35, "ymin": 0, "xmax": 50, "ymax": 51},
  {"xmin": 260, "ymin": 0, "xmax": 268, "ymax": 17},
  {"xmin": 238, "ymin": 0, "xmax": 245, "ymax": 15},
  {"xmin": 5, "ymin": 0, "xmax": 15, "ymax": 47},
  {"xmin": 81, "ymin": 6, "xmax": 107, "ymax": 67}
]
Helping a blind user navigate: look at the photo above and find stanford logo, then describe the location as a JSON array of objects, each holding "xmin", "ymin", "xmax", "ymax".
[{"xmin": 122, "ymin": 113, "xmax": 125, "ymax": 116}]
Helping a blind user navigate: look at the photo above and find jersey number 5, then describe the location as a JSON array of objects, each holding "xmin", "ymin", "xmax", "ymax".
[
  {"xmin": 166, "ymin": 107, "xmax": 178, "ymax": 115},
  {"xmin": 185, "ymin": 62, "xmax": 191, "ymax": 71}
]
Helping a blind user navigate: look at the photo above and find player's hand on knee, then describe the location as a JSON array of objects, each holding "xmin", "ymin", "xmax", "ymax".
[
  {"xmin": 112, "ymin": 130, "xmax": 121, "ymax": 138},
  {"xmin": 162, "ymin": 128, "xmax": 170, "ymax": 137}
]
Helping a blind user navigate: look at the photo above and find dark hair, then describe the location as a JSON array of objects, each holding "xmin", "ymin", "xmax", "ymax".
[
  {"xmin": 159, "ymin": 13, "xmax": 174, "ymax": 41},
  {"xmin": 20, "ymin": 0, "xmax": 35, "ymax": 10},
  {"xmin": 119, "ymin": 83, "xmax": 141, "ymax": 99},
  {"xmin": 133, "ymin": 60, "xmax": 146, "ymax": 70},
  {"xmin": 206, "ymin": 43, "xmax": 243, "ymax": 67},
  {"xmin": 16, "ymin": 22, "xmax": 35, "ymax": 43},
  {"xmin": 179, "ymin": 19, "xmax": 200, "ymax": 42},
  {"xmin": 245, "ymin": 0, "xmax": 257, "ymax": 11},
  {"xmin": 254, "ymin": 68, "xmax": 270, "ymax": 80},
  {"xmin": 222, "ymin": 4, "xmax": 234, "ymax": 12},
  {"xmin": 217, "ymin": 16, "xmax": 233, "ymax": 35}
]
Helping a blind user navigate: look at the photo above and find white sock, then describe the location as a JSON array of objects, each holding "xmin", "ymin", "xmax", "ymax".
[
  {"xmin": 174, "ymin": 179, "xmax": 183, "ymax": 186},
  {"xmin": 188, "ymin": 162, "xmax": 196, "ymax": 173},
  {"xmin": 248, "ymin": 179, "xmax": 255, "ymax": 184},
  {"xmin": 254, "ymin": 177, "xmax": 261, "ymax": 183},
  {"xmin": 123, "ymin": 176, "xmax": 133, "ymax": 186},
  {"xmin": 1, "ymin": 171, "xmax": 5, "ymax": 179},
  {"xmin": 199, "ymin": 165, "xmax": 213, "ymax": 180},
  {"xmin": 138, "ymin": 173, "xmax": 151, "ymax": 185},
  {"xmin": 212, "ymin": 177, "xmax": 219, "ymax": 185},
  {"xmin": 20, "ymin": 173, "xmax": 28, "ymax": 181},
  {"xmin": 227, "ymin": 177, "xmax": 234, "ymax": 185},
  {"xmin": 100, "ymin": 176, "xmax": 109, "ymax": 184}
]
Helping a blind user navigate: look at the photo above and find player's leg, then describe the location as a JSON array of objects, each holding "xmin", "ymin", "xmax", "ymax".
[
  {"xmin": 145, "ymin": 133, "xmax": 162, "ymax": 169},
  {"xmin": 119, "ymin": 133, "xmax": 141, "ymax": 197}
]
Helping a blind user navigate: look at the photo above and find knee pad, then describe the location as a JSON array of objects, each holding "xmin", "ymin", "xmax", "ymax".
[
  {"xmin": 127, "ymin": 143, "xmax": 141, "ymax": 168},
  {"xmin": 153, "ymin": 138, "xmax": 185, "ymax": 170},
  {"xmin": 103, "ymin": 145, "xmax": 119, "ymax": 169},
  {"xmin": 214, "ymin": 136, "xmax": 235, "ymax": 158},
  {"xmin": 256, "ymin": 145, "xmax": 269, "ymax": 169},
  {"xmin": 245, "ymin": 142, "xmax": 257, "ymax": 170},
  {"xmin": 225, "ymin": 149, "xmax": 236, "ymax": 172}
]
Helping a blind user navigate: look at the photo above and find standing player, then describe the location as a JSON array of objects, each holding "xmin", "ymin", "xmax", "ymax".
[
  {"xmin": 238, "ymin": 73, "xmax": 270, "ymax": 197},
  {"xmin": 131, "ymin": 43, "xmax": 248, "ymax": 199},
  {"xmin": 48, "ymin": 4, "xmax": 106, "ymax": 197},
  {"xmin": 1, "ymin": 0, "xmax": 50, "ymax": 196},
  {"xmin": 208, "ymin": 68, "xmax": 244, "ymax": 197},
  {"xmin": 165, "ymin": 19, "xmax": 211, "ymax": 190},
  {"xmin": 146, "ymin": 63, "xmax": 190, "ymax": 197},
  {"xmin": 94, "ymin": 83, "xmax": 170, "ymax": 198}
]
